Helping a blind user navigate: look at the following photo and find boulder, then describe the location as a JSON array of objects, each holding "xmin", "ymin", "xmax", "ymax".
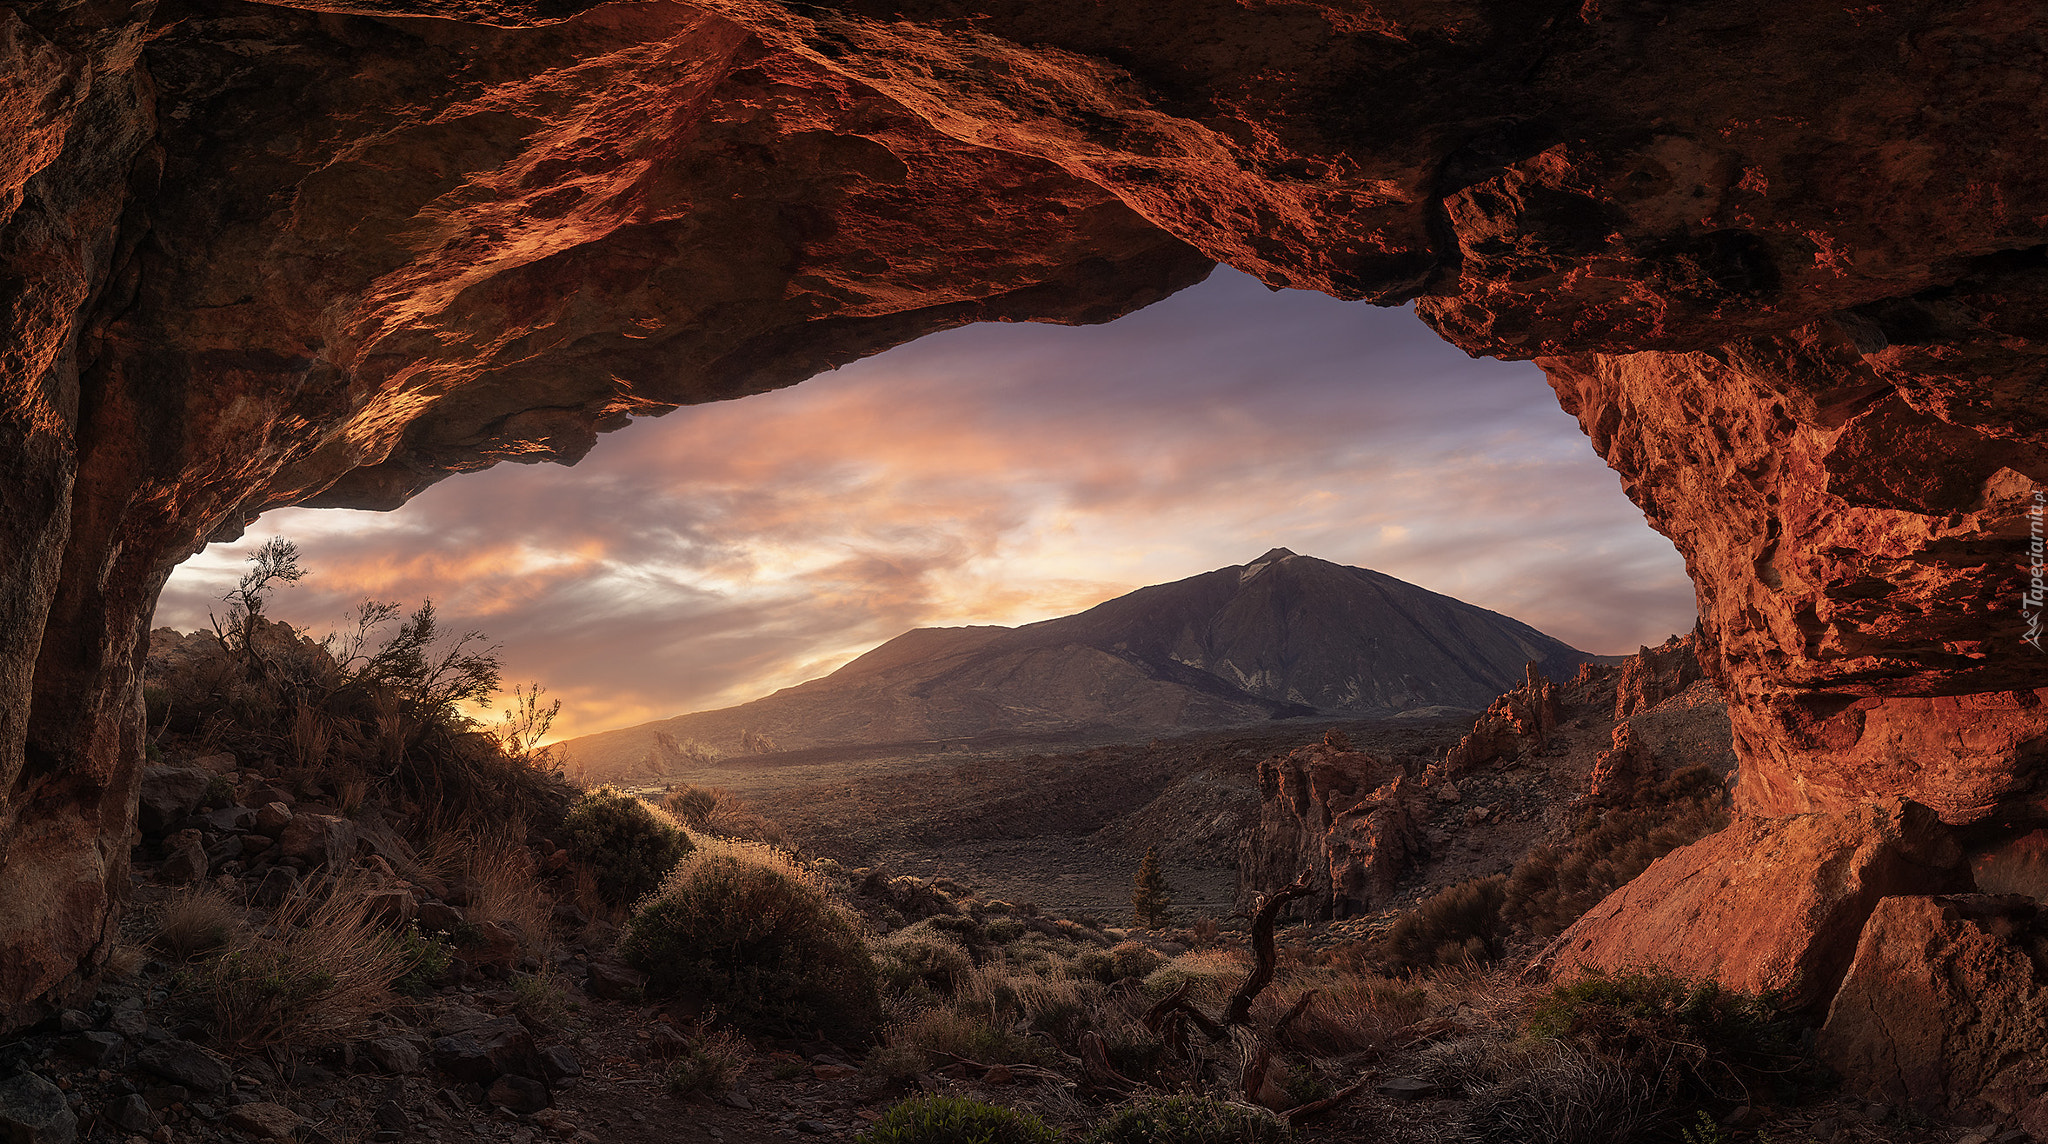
[
  {"xmin": 0, "ymin": 1073, "xmax": 75, "ymax": 1144},
  {"xmin": 277, "ymin": 814, "xmax": 359, "ymax": 870},
  {"xmin": 1537, "ymin": 800, "xmax": 1968, "ymax": 1010},
  {"xmin": 155, "ymin": 830, "xmax": 209, "ymax": 884},
  {"xmin": 58, "ymin": 1031, "xmax": 123, "ymax": 1067},
  {"xmin": 136, "ymin": 1039, "xmax": 233, "ymax": 1095},
  {"xmin": 224, "ymin": 1102, "xmax": 300, "ymax": 1140},
  {"xmin": 417, "ymin": 902, "xmax": 466, "ymax": 933},
  {"xmin": 539, "ymin": 1045, "xmax": 581, "ymax": 1080},
  {"xmin": 362, "ymin": 1037, "xmax": 424, "ymax": 1075},
  {"xmin": 486, "ymin": 1074, "xmax": 551, "ymax": 1114},
  {"xmin": 106, "ymin": 1093, "xmax": 158, "ymax": 1135},
  {"xmin": 200, "ymin": 806, "xmax": 254, "ymax": 833},
  {"xmin": 1817, "ymin": 895, "xmax": 2048, "ymax": 1119},
  {"xmin": 363, "ymin": 890, "xmax": 417, "ymax": 927},
  {"xmin": 461, "ymin": 921, "xmax": 521, "ymax": 968},
  {"xmin": 583, "ymin": 957, "xmax": 647, "ymax": 1002},
  {"xmin": 137, "ymin": 767, "xmax": 212, "ymax": 835}
]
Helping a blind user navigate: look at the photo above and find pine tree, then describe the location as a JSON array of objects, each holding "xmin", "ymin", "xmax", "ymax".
[{"xmin": 1132, "ymin": 844, "xmax": 1173, "ymax": 929}]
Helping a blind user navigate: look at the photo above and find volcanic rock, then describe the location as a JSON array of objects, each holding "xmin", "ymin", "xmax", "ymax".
[
  {"xmin": 277, "ymin": 814, "xmax": 358, "ymax": 870},
  {"xmin": 1236, "ymin": 742, "xmax": 1423, "ymax": 918},
  {"xmin": 0, "ymin": 1073, "xmax": 75, "ymax": 1144},
  {"xmin": 137, "ymin": 768, "xmax": 211, "ymax": 836},
  {"xmin": 155, "ymin": 830, "xmax": 209, "ymax": 884},
  {"xmin": 1538, "ymin": 800, "xmax": 1969, "ymax": 1010},
  {"xmin": 224, "ymin": 1102, "xmax": 301, "ymax": 1140},
  {"xmin": 0, "ymin": 0, "xmax": 2044, "ymax": 1041},
  {"xmin": 1441, "ymin": 663, "xmax": 1563, "ymax": 776},
  {"xmin": 136, "ymin": 1039, "xmax": 232, "ymax": 1096},
  {"xmin": 1818, "ymin": 894, "xmax": 2048, "ymax": 1121},
  {"xmin": 566, "ymin": 550, "xmax": 1593, "ymax": 773}
]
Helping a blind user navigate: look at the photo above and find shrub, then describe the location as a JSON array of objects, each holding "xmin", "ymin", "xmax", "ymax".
[
  {"xmin": 1089, "ymin": 1095, "xmax": 1291, "ymax": 1144},
  {"xmin": 665, "ymin": 1028, "xmax": 753, "ymax": 1098},
  {"xmin": 393, "ymin": 927, "xmax": 452, "ymax": 996},
  {"xmin": 1524, "ymin": 969, "xmax": 1806, "ymax": 1106},
  {"xmin": 563, "ymin": 786, "xmax": 690, "ymax": 908},
  {"xmin": 858, "ymin": 1095, "xmax": 1060, "ymax": 1144},
  {"xmin": 622, "ymin": 843, "xmax": 879, "ymax": 1038},
  {"xmin": 512, "ymin": 969, "xmax": 571, "ymax": 1030},
  {"xmin": 874, "ymin": 932, "xmax": 974, "ymax": 996},
  {"xmin": 153, "ymin": 888, "xmax": 243, "ymax": 961},
  {"xmin": 1504, "ymin": 766, "xmax": 1728, "ymax": 939},
  {"xmin": 868, "ymin": 1008, "xmax": 1046, "ymax": 1079},
  {"xmin": 1381, "ymin": 876, "xmax": 1508, "ymax": 973},
  {"xmin": 1109, "ymin": 942, "xmax": 1166, "ymax": 981}
]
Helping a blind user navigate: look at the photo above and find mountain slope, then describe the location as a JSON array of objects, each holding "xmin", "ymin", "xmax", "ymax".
[{"xmin": 560, "ymin": 549, "xmax": 1594, "ymax": 779}]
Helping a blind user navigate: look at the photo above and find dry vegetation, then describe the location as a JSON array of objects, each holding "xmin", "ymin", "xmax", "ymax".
[{"xmin": 74, "ymin": 543, "xmax": 1934, "ymax": 1144}]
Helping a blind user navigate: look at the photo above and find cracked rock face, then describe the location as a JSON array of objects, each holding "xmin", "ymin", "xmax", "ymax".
[{"xmin": 1, "ymin": 0, "xmax": 2044, "ymax": 1026}]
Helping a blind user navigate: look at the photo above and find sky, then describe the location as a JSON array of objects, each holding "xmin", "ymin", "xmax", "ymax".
[{"xmin": 154, "ymin": 268, "xmax": 1698, "ymax": 741}]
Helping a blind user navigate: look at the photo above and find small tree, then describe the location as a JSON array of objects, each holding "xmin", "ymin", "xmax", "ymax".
[{"xmin": 1132, "ymin": 844, "xmax": 1173, "ymax": 929}]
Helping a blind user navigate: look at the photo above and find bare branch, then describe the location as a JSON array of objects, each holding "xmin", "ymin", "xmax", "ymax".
[{"xmin": 1222, "ymin": 876, "xmax": 1313, "ymax": 1028}]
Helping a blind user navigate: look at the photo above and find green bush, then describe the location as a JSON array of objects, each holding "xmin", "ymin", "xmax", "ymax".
[
  {"xmin": 858, "ymin": 1096, "xmax": 1060, "ymax": 1144},
  {"xmin": 1089, "ymin": 1095, "xmax": 1291, "ymax": 1144},
  {"xmin": 394, "ymin": 927, "xmax": 452, "ymax": 997},
  {"xmin": 563, "ymin": 786, "xmax": 691, "ymax": 908},
  {"xmin": 621, "ymin": 850, "xmax": 880, "ymax": 1038},
  {"xmin": 1526, "ymin": 969, "xmax": 1809, "ymax": 1107},
  {"xmin": 1381, "ymin": 876, "xmax": 1508, "ymax": 973}
]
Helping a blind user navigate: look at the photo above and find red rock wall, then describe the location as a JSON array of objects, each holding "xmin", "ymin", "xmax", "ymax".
[{"xmin": 2, "ymin": 0, "xmax": 2044, "ymax": 1023}]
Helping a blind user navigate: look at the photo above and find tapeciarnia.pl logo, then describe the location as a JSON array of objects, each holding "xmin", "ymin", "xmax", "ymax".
[{"xmin": 2028, "ymin": 489, "xmax": 2046, "ymax": 651}]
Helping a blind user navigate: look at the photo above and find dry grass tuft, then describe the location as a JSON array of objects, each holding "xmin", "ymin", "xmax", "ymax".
[
  {"xmin": 197, "ymin": 876, "xmax": 412, "ymax": 1049},
  {"xmin": 465, "ymin": 830, "xmax": 554, "ymax": 962},
  {"xmin": 153, "ymin": 888, "xmax": 246, "ymax": 962}
]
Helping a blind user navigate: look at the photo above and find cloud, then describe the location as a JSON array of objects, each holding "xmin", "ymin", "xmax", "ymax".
[{"xmin": 155, "ymin": 269, "xmax": 1695, "ymax": 738}]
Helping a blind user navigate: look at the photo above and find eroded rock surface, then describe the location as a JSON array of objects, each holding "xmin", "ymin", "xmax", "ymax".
[
  {"xmin": 1, "ymin": 0, "xmax": 2044, "ymax": 1026},
  {"xmin": 1236, "ymin": 737, "xmax": 1422, "ymax": 919},
  {"xmin": 1540, "ymin": 800, "xmax": 1970, "ymax": 1010},
  {"xmin": 1818, "ymin": 894, "xmax": 2048, "ymax": 1121}
]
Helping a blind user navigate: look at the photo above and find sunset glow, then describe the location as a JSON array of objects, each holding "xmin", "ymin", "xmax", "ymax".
[{"xmin": 156, "ymin": 270, "xmax": 1697, "ymax": 740}]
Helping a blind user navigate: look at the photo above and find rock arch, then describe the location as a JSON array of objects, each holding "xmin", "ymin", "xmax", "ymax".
[{"xmin": 1, "ymin": 0, "xmax": 2043, "ymax": 1026}]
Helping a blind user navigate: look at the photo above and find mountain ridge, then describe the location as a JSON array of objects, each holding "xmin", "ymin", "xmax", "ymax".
[{"xmin": 560, "ymin": 550, "xmax": 1596, "ymax": 780}]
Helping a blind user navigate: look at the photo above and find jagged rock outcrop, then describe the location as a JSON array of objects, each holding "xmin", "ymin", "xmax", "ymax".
[
  {"xmin": 1236, "ymin": 738, "xmax": 1422, "ymax": 920},
  {"xmin": 1540, "ymin": 800, "xmax": 1970, "ymax": 1011},
  {"xmin": 1818, "ymin": 894, "xmax": 2048, "ymax": 1122},
  {"xmin": 1610, "ymin": 634, "xmax": 1706, "ymax": 721},
  {"xmin": 1440, "ymin": 662, "xmax": 1563, "ymax": 776},
  {"xmin": 2, "ymin": 0, "xmax": 2045, "ymax": 1032}
]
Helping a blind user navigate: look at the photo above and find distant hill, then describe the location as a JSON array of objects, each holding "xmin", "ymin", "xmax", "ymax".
[{"xmin": 559, "ymin": 549, "xmax": 1596, "ymax": 780}]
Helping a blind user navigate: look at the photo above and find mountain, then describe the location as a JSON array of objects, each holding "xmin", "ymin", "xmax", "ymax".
[{"xmin": 558, "ymin": 549, "xmax": 1596, "ymax": 778}]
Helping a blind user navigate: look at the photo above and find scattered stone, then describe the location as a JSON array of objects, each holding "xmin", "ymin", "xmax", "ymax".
[
  {"xmin": 56, "ymin": 1010, "xmax": 90, "ymax": 1033},
  {"xmin": 583, "ymin": 958, "xmax": 646, "ymax": 1001},
  {"xmin": 538, "ymin": 1046, "xmax": 581, "ymax": 1080},
  {"xmin": 59, "ymin": 1031, "xmax": 125, "ymax": 1066},
  {"xmin": 190, "ymin": 753, "xmax": 238, "ymax": 774},
  {"xmin": 251, "ymin": 802, "xmax": 293, "ymax": 836},
  {"xmin": 247, "ymin": 787, "xmax": 294, "ymax": 809},
  {"xmin": 485, "ymin": 1076, "xmax": 550, "ymax": 1115},
  {"xmin": 797, "ymin": 1121, "xmax": 835, "ymax": 1135},
  {"xmin": 140, "ymin": 1087, "xmax": 187, "ymax": 1110},
  {"xmin": 277, "ymin": 813, "xmax": 358, "ymax": 869},
  {"xmin": 223, "ymin": 1102, "xmax": 299, "ymax": 1140},
  {"xmin": 156, "ymin": 830, "xmax": 210, "ymax": 883},
  {"xmin": 462, "ymin": 922, "xmax": 520, "ymax": 967},
  {"xmin": 1435, "ymin": 781, "xmax": 1462, "ymax": 804},
  {"xmin": 429, "ymin": 1037, "xmax": 497, "ymax": 1086},
  {"xmin": 1375, "ymin": 1077, "xmax": 1439, "ymax": 1100},
  {"xmin": 373, "ymin": 1101, "xmax": 410, "ymax": 1131},
  {"xmin": 138, "ymin": 767, "xmax": 212, "ymax": 835},
  {"xmin": 0, "ymin": 1073, "xmax": 76, "ymax": 1144},
  {"xmin": 251, "ymin": 867, "xmax": 297, "ymax": 908},
  {"xmin": 363, "ymin": 889, "xmax": 416, "ymax": 926},
  {"xmin": 137, "ymin": 1040, "xmax": 233, "ymax": 1096},
  {"xmin": 416, "ymin": 902, "xmax": 465, "ymax": 933},
  {"xmin": 107, "ymin": 1093, "xmax": 159, "ymax": 1135},
  {"xmin": 362, "ymin": 1038, "xmax": 423, "ymax": 1075},
  {"xmin": 108, "ymin": 1005, "xmax": 148, "ymax": 1040},
  {"xmin": 647, "ymin": 1024, "xmax": 687, "ymax": 1060},
  {"xmin": 201, "ymin": 806, "xmax": 254, "ymax": 833}
]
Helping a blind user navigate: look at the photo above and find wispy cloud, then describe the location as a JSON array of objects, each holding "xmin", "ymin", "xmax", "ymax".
[{"xmin": 155, "ymin": 270, "xmax": 1695, "ymax": 739}]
